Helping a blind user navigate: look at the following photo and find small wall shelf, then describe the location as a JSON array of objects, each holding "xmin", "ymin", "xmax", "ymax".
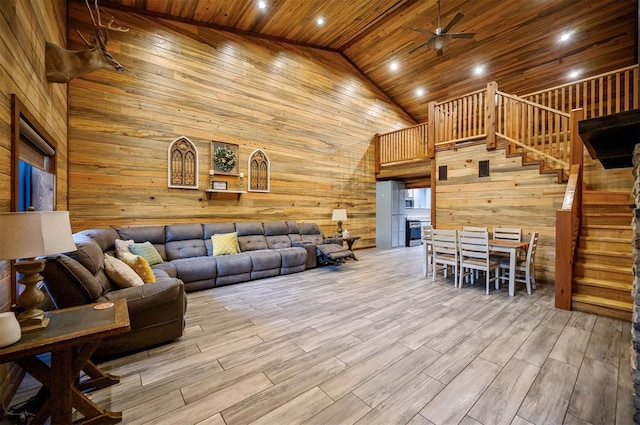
[{"xmin": 205, "ymin": 189, "xmax": 246, "ymax": 200}]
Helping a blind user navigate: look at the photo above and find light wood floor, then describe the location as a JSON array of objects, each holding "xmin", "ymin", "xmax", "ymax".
[{"xmin": 10, "ymin": 246, "xmax": 637, "ymax": 424}]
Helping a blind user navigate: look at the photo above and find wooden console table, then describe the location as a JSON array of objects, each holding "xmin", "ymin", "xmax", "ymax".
[{"xmin": 0, "ymin": 299, "xmax": 130, "ymax": 424}]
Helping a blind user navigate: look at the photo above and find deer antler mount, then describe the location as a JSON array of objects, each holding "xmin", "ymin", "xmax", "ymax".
[{"xmin": 45, "ymin": 0, "xmax": 128, "ymax": 83}]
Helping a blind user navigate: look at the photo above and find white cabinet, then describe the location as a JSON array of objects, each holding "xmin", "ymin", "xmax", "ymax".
[{"xmin": 376, "ymin": 181, "xmax": 406, "ymax": 248}]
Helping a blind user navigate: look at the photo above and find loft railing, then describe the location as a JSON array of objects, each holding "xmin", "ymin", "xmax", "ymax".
[
  {"xmin": 375, "ymin": 122, "xmax": 428, "ymax": 170},
  {"xmin": 555, "ymin": 109, "xmax": 585, "ymax": 311},
  {"xmin": 496, "ymin": 91, "xmax": 571, "ymax": 171},
  {"xmin": 431, "ymin": 88, "xmax": 488, "ymax": 146},
  {"xmin": 522, "ymin": 65, "xmax": 639, "ymax": 119},
  {"xmin": 375, "ymin": 65, "xmax": 638, "ymax": 175}
]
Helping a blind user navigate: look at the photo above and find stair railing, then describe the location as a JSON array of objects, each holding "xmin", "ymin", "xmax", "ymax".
[
  {"xmin": 555, "ymin": 108, "xmax": 585, "ymax": 310},
  {"xmin": 521, "ymin": 65, "xmax": 639, "ymax": 120},
  {"xmin": 495, "ymin": 91, "xmax": 571, "ymax": 172}
]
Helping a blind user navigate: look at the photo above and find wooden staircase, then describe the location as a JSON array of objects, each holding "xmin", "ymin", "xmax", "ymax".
[{"xmin": 571, "ymin": 190, "xmax": 633, "ymax": 320}]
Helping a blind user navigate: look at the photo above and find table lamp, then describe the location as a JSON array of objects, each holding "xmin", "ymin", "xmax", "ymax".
[
  {"xmin": 0, "ymin": 211, "xmax": 76, "ymax": 332},
  {"xmin": 331, "ymin": 209, "xmax": 348, "ymax": 235}
]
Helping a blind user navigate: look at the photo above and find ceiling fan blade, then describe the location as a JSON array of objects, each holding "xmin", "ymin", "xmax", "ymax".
[
  {"xmin": 449, "ymin": 32, "xmax": 475, "ymax": 39},
  {"xmin": 408, "ymin": 43, "xmax": 426, "ymax": 54},
  {"xmin": 414, "ymin": 28, "xmax": 435, "ymax": 37},
  {"xmin": 441, "ymin": 12, "xmax": 464, "ymax": 34}
]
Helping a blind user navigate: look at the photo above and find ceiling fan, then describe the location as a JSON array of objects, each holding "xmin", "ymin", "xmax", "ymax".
[{"xmin": 410, "ymin": 0, "xmax": 475, "ymax": 57}]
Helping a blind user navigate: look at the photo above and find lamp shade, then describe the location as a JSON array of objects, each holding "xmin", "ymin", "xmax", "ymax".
[
  {"xmin": 0, "ymin": 211, "xmax": 76, "ymax": 260},
  {"xmin": 331, "ymin": 209, "xmax": 348, "ymax": 222}
]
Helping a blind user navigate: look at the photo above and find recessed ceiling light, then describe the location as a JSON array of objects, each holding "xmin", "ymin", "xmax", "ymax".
[
  {"xmin": 258, "ymin": 1, "xmax": 267, "ymax": 9},
  {"xmin": 474, "ymin": 65, "xmax": 484, "ymax": 76},
  {"xmin": 390, "ymin": 61, "xmax": 399, "ymax": 71},
  {"xmin": 559, "ymin": 31, "xmax": 573, "ymax": 42},
  {"xmin": 416, "ymin": 88, "xmax": 425, "ymax": 96},
  {"xmin": 316, "ymin": 16, "xmax": 325, "ymax": 25},
  {"xmin": 568, "ymin": 69, "xmax": 582, "ymax": 79}
]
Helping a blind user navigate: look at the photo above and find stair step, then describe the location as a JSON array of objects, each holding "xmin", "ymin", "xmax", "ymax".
[
  {"xmin": 577, "ymin": 248, "xmax": 632, "ymax": 266},
  {"xmin": 582, "ymin": 212, "xmax": 632, "ymax": 226},
  {"xmin": 583, "ymin": 191, "xmax": 633, "ymax": 205},
  {"xmin": 578, "ymin": 236, "xmax": 634, "ymax": 251},
  {"xmin": 573, "ymin": 277, "xmax": 632, "ymax": 302},
  {"xmin": 574, "ymin": 262, "xmax": 633, "ymax": 281},
  {"xmin": 571, "ymin": 294, "xmax": 632, "ymax": 321},
  {"xmin": 580, "ymin": 225, "xmax": 632, "ymax": 239}
]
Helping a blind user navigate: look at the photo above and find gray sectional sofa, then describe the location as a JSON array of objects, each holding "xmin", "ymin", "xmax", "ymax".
[{"xmin": 41, "ymin": 220, "xmax": 348, "ymax": 357}]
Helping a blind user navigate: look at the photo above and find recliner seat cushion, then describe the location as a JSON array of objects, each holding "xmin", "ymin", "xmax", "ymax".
[
  {"xmin": 171, "ymin": 256, "xmax": 216, "ymax": 282},
  {"xmin": 248, "ymin": 250, "xmax": 281, "ymax": 271},
  {"xmin": 215, "ymin": 253, "xmax": 252, "ymax": 276}
]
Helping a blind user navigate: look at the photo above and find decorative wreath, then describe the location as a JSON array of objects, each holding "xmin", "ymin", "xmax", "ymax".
[{"xmin": 214, "ymin": 146, "xmax": 237, "ymax": 172}]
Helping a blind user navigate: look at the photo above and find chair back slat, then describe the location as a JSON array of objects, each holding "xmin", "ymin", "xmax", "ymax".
[
  {"xmin": 432, "ymin": 229, "xmax": 457, "ymax": 254},
  {"xmin": 459, "ymin": 231, "xmax": 490, "ymax": 261},
  {"xmin": 462, "ymin": 226, "xmax": 488, "ymax": 232},
  {"xmin": 422, "ymin": 225, "xmax": 433, "ymax": 240},
  {"xmin": 493, "ymin": 227, "xmax": 522, "ymax": 242}
]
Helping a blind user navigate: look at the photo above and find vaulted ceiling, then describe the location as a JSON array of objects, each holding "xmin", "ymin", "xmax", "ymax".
[{"xmin": 103, "ymin": 0, "xmax": 637, "ymax": 123}]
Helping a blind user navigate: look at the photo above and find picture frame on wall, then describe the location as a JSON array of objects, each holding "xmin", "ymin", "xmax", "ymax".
[
  {"xmin": 211, "ymin": 142, "xmax": 239, "ymax": 175},
  {"xmin": 212, "ymin": 181, "xmax": 227, "ymax": 190}
]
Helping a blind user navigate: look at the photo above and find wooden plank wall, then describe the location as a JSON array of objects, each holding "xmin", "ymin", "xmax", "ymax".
[
  {"xmin": 67, "ymin": 3, "xmax": 414, "ymax": 244},
  {"xmin": 434, "ymin": 141, "xmax": 567, "ymax": 284},
  {"xmin": 0, "ymin": 0, "xmax": 67, "ymax": 408}
]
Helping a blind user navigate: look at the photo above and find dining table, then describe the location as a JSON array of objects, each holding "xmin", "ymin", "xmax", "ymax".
[{"xmin": 489, "ymin": 239, "xmax": 529, "ymax": 296}]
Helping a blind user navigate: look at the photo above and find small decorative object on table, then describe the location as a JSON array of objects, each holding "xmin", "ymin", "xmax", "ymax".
[{"xmin": 0, "ymin": 312, "xmax": 20, "ymax": 348}]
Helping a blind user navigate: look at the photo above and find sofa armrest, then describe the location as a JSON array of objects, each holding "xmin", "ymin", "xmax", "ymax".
[{"xmin": 100, "ymin": 278, "xmax": 185, "ymax": 315}]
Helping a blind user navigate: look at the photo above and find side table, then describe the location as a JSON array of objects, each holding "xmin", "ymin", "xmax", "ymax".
[
  {"xmin": 0, "ymin": 299, "xmax": 130, "ymax": 424},
  {"xmin": 342, "ymin": 236, "xmax": 361, "ymax": 260}
]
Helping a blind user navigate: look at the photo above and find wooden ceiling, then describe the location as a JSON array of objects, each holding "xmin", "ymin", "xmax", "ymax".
[{"xmin": 103, "ymin": 0, "xmax": 637, "ymax": 123}]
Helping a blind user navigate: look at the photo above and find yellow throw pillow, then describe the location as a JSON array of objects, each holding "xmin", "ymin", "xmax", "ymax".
[
  {"xmin": 212, "ymin": 232, "xmax": 240, "ymax": 256},
  {"xmin": 121, "ymin": 252, "xmax": 156, "ymax": 283},
  {"xmin": 129, "ymin": 241, "xmax": 163, "ymax": 265},
  {"xmin": 104, "ymin": 254, "xmax": 144, "ymax": 288},
  {"xmin": 115, "ymin": 239, "xmax": 134, "ymax": 259}
]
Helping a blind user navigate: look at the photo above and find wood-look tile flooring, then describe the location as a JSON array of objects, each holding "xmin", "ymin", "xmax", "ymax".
[{"xmin": 9, "ymin": 246, "xmax": 636, "ymax": 424}]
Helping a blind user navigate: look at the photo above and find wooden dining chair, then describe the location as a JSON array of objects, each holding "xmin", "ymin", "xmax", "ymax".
[
  {"xmin": 431, "ymin": 229, "xmax": 458, "ymax": 284},
  {"xmin": 499, "ymin": 232, "xmax": 538, "ymax": 294},
  {"xmin": 491, "ymin": 227, "xmax": 522, "ymax": 261},
  {"xmin": 422, "ymin": 224, "xmax": 433, "ymax": 277},
  {"xmin": 492, "ymin": 227, "xmax": 522, "ymax": 242},
  {"xmin": 462, "ymin": 226, "xmax": 487, "ymax": 280},
  {"xmin": 458, "ymin": 230, "xmax": 500, "ymax": 294}
]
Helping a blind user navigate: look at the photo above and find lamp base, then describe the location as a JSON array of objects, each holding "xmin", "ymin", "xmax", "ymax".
[
  {"xmin": 336, "ymin": 220, "xmax": 344, "ymax": 235},
  {"xmin": 15, "ymin": 258, "xmax": 49, "ymax": 333}
]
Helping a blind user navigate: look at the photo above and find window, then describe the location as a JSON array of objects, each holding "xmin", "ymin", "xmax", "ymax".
[{"xmin": 11, "ymin": 94, "xmax": 58, "ymax": 303}]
